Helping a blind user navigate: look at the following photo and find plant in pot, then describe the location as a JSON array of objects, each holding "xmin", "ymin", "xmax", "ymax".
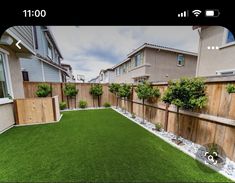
[
  {"xmin": 162, "ymin": 77, "xmax": 207, "ymax": 145},
  {"xmin": 90, "ymin": 84, "xmax": 103, "ymax": 107},
  {"xmin": 36, "ymin": 83, "xmax": 52, "ymax": 97},
  {"xmin": 135, "ymin": 81, "xmax": 160, "ymax": 124},
  {"xmin": 64, "ymin": 83, "xmax": 78, "ymax": 109}
]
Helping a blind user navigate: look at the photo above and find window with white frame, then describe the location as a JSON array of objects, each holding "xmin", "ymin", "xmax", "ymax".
[
  {"xmin": 0, "ymin": 53, "xmax": 9, "ymax": 98},
  {"xmin": 134, "ymin": 52, "xmax": 142, "ymax": 67},
  {"xmin": 177, "ymin": 54, "xmax": 185, "ymax": 66},
  {"xmin": 47, "ymin": 43, "xmax": 53, "ymax": 60}
]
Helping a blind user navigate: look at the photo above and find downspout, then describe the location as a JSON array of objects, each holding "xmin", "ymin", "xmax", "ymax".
[{"xmin": 196, "ymin": 29, "xmax": 202, "ymax": 77}]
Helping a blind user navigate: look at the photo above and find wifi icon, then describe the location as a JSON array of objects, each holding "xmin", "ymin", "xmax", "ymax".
[{"xmin": 192, "ymin": 10, "xmax": 202, "ymax": 17}]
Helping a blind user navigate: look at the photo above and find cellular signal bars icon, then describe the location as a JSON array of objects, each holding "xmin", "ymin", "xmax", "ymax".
[{"xmin": 178, "ymin": 10, "xmax": 188, "ymax": 18}]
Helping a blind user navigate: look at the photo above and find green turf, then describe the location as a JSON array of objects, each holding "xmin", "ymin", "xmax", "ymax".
[{"xmin": 0, "ymin": 108, "xmax": 231, "ymax": 182}]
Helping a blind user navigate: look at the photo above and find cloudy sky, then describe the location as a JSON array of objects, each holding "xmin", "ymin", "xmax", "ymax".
[{"xmin": 50, "ymin": 26, "xmax": 199, "ymax": 81}]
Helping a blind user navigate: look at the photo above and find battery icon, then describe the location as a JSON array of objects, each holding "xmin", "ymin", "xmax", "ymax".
[{"xmin": 205, "ymin": 9, "xmax": 220, "ymax": 17}]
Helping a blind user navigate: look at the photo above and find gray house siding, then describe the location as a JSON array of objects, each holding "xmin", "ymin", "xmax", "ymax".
[
  {"xmin": 7, "ymin": 26, "xmax": 34, "ymax": 52},
  {"xmin": 20, "ymin": 26, "xmax": 63, "ymax": 82},
  {"xmin": 20, "ymin": 58, "xmax": 43, "ymax": 81},
  {"xmin": 43, "ymin": 63, "xmax": 61, "ymax": 82}
]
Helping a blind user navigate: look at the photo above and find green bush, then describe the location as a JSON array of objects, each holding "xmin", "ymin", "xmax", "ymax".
[
  {"xmin": 90, "ymin": 84, "xmax": 103, "ymax": 107},
  {"xmin": 103, "ymin": 102, "xmax": 111, "ymax": 108},
  {"xmin": 36, "ymin": 84, "xmax": 51, "ymax": 97},
  {"xmin": 155, "ymin": 123, "xmax": 162, "ymax": 131},
  {"xmin": 59, "ymin": 101, "xmax": 67, "ymax": 110},
  {"xmin": 226, "ymin": 84, "xmax": 235, "ymax": 94},
  {"xmin": 64, "ymin": 83, "xmax": 78, "ymax": 97},
  {"xmin": 79, "ymin": 100, "xmax": 88, "ymax": 109},
  {"xmin": 131, "ymin": 113, "xmax": 136, "ymax": 119}
]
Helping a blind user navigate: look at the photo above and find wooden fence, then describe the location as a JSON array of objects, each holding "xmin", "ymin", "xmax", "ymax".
[
  {"xmin": 14, "ymin": 96, "xmax": 60, "ymax": 125},
  {"xmin": 23, "ymin": 81, "xmax": 235, "ymax": 161}
]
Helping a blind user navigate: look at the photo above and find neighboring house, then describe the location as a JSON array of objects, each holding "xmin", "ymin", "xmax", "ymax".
[
  {"xmin": 88, "ymin": 76, "xmax": 100, "ymax": 83},
  {"xmin": 99, "ymin": 68, "xmax": 115, "ymax": 83},
  {"xmin": 61, "ymin": 63, "xmax": 75, "ymax": 82},
  {"xmin": 20, "ymin": 26, "xmax": 67, "ymax": 82},
  {"xmin": 195, "ymin": 26, "xmax": 235, "ymax": 76},
  {"xmin": 113, "ymin": 43, "xmax": 197, "ymax": 83},
  {"xmin": 0, "ymin": 26, "xmax": 36, "ymax": 132}
]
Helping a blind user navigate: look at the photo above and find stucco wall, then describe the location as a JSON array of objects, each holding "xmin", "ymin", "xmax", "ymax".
[
  {"xmin": 145, "ymin": 48, "xmax": 197, "ymax": 82},
  {"xmin": 0, "ymin": 103, "xmax": 15, "ymax": 133},
  {"xmin": 196, "ymin": 26, "xmax": 235, "ymax": 76}
]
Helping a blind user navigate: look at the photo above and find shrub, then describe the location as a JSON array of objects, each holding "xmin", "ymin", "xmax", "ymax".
[
  {"xmin": 90, "ymin": 84, "xmax": 103, "ymax": 107},
  {"xmin": 64, "ymin": 83, "xmax": 78, "ymax": 97},
  {"xmin": 135, "ymin": 81, "xmax": 160, "ymax": 123},
  {"xmin": 155, "ymin": 123, "xmax": 162, "ymax": 131},
  {"xmin": 79, "ymin": 100, "xmax": 87, "ymax": 109},
  {"xmin": 59, "ymin": 101, "xmax": 67, "ymax": 110},
  {"xmin": 207, "ymin": 143, "xmax": 219, "ymax": 159},
  {"xmin": 103, "ymin": 102, "xmax": 111, "ymax": 108},
  {"xmin": 226, "ymin": 84, "xmax": 235, "ymax": 94},
  {"xmin": 36, "ymin": 84, "xmax": 51, "ymax": 97}
]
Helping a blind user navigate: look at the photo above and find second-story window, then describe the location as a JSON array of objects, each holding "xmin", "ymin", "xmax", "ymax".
[
  {"xmin": 134, "ymin": 52, "xmax": 142, "ymax": 67},
  {"xmin": 47, "ymin": 43, "xmax": 53, "ymax": 60},
  {"xmin": 177, "ymin": 54, "xmax": 185, "ymax": 66}
]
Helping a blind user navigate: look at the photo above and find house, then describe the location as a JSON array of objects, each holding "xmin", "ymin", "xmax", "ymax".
[
  {"xmin": 98, "ymin": 68, "xmax": 115, "ymax": 83},
  {"xmin": 20, "ymin": 26, "xmax": 67, "ymax": 82},
  {"xmin": 194, "ymin": 26, "xmax": 235, "ymax": 76},
  {"xmin": 88, "ymin": 76, "xmax": 100, "ymax": 83},
  {"xmin": 0, "ymin": 26, "xmax": 36, "ymax": 132},
  {"xmin": 113, "ymin": 43, "xmax": 198, "ymax": 83},
  {"xmin": 61, "ymin": 63, "xmax": 76, "ymax": 82}
]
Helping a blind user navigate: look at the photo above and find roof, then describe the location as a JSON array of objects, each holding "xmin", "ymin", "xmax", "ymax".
[
  {"xmin": 112, "ymin": 43, "xmax": 197, "ymax": 69},
  {"xmin": 127, "ymin": 43, "xmax": 197, "ymax": 57},
  {"xmin": 61, "ymin": 63, "xmax": 72, "ymax": 70},
  {"xmin": 43, "ymin": 26, "xmax": 63, "ymax": 59}
]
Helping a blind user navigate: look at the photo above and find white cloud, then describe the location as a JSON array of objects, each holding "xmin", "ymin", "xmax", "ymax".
[{"xmin": 50, "ymin": 26, "xmax": 199, "ymax": 81}]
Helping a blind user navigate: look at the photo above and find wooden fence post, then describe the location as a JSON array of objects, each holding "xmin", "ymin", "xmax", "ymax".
[{"xmin": 164, "ymin": 103, "xmax": 170, "ymax": 131}]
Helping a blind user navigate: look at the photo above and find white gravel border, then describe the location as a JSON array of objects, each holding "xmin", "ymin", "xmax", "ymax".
[{"xmin": 112, "ymin": 107, "xmax": 235, "ymax": 181}]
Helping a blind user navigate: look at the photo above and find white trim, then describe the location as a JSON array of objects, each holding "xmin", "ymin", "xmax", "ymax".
[
  {"xmin": 0, "ymin": 50, "xmax": 14, "ymax": 98},
  {"xmin": 59, "ymin": 70, "xmax": 62, "ymax": 82},
  {"xmin": 6, "ymin": 29, "xmax": 36, "ymax": 55},
  {"xmin": 0, "ymin": 48, "xmax": 9, "ymax": 55},
  {"xmin": 0, "ymin": 124, "xmax": 14, "ymax": 134},
  {"xmin": 0, "ymin": 98, "xmax": 13, "ymax": 105},
  {"xmin": 41, "ymin": 61, "xmax": 45, "ymax": 81},
  {"xmin": 36, "ymin": 56, "xmax": 66, "ymax": 72},
  {"xmin": 219, "ymin": 42, "xmax": 235, "ymax": 49}
]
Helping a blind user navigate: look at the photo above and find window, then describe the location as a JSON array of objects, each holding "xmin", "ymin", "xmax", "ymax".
[
  {"xmin": 177, "ymin": 54, "xmax": 185, "ymax": 66},
  {"xmin": 22, "ymin": 71, "xmax": 29, "ymax": 81},
  {"xmin": 47, "ymin": 43, "xmax": 53, "ymax": 60},
  {"xmin": 0, "ymin": 53, "xmax": 8, "ymax": 98},
  {"xmin": 116, "ymin": 67, "xmax": 120, "ymax": 76},
  {"xmin": 226, "ymin": 31, "xmax": 235, "ymax": 44},
  {"xmin": 134, "ymin": 53, "xmax": 142, "ymax": 67}
]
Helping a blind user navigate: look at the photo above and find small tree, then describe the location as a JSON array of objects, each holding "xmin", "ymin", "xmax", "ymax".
[
  {"xmin": 162, "ymin": 77, "xmax": 207, "ymax": 144},
  {"xmin": 90, "ymin": 84, "xmax": 103, "ymax": 107},
  {"xmin": 109, "ymin": 83, "xmax": 121, "ymax": 108},
  {"xmin": 118, "ymin": 84, "xmax": 132, "ymax": 113},
  {"xmin": 64, "ymin": 83, "xmax": 78, "ymax": 109},
  {"xmin": 36, "ymin": 84, "xmax": 52, "ymax": 97},
  {"xmin": 135, "ymin": 81, "xmax": 160, "ymax": 124}
]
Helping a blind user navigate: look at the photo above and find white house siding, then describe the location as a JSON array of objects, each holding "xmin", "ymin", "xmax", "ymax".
[
  {"xmin": 0, "ymin": 103, "xmax": 14, "ymax": 134},
  {"xmin": 43, "ymin": 63, "xmax": 61, "ymax": 82},
  {"xmin": 20, "ymin": 58, "xmax": 44, "ymax": 81}
]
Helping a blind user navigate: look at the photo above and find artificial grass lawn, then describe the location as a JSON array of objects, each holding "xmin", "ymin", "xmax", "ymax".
[{"xmin": 0, "ymin": 108, "xmax": 231, "ymax": 182}]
